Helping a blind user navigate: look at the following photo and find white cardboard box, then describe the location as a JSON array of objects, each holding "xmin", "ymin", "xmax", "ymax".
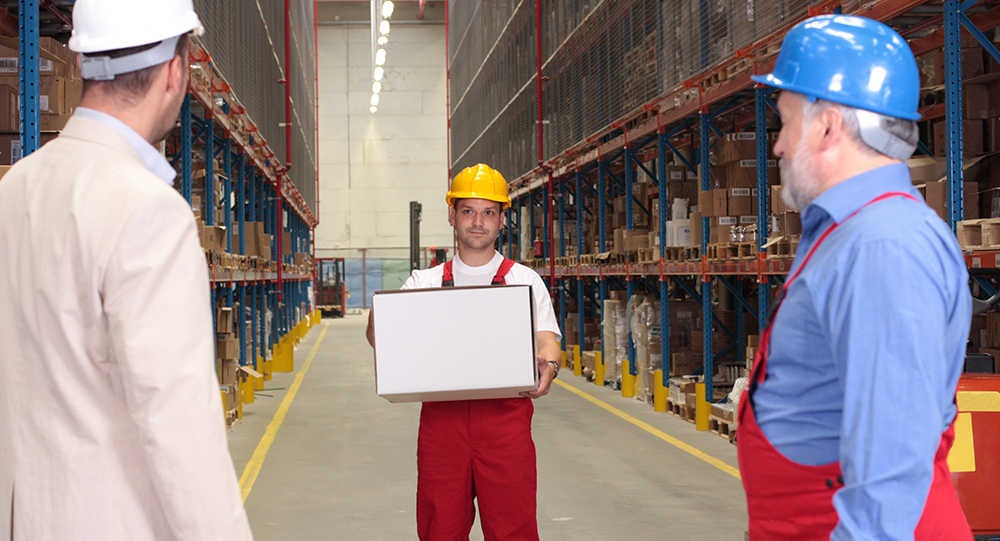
[{"xmin": 373, "ymin": 284, "xmax": 538, "ymax": 403}]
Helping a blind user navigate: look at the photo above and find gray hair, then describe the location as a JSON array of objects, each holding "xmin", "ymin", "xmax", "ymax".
[{"xmin": 800, "ymin": 98, "xmax": 918, "ymax": 160}]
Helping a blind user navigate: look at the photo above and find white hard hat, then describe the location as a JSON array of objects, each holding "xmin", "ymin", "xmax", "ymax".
[{"xmin": 70, "ymin": 0, "xmax": 204, "ymax": 80}]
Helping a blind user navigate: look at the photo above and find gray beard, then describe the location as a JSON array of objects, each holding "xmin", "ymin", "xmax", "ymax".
[{"xmin": 779, "ymin": 142, "xmax": 822, "ymax": 212}]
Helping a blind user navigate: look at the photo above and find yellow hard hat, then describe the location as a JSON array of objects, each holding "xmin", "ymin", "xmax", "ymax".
[{"xmin": 446, "ymin": 163, "xmax": 511, "ymax": 210}]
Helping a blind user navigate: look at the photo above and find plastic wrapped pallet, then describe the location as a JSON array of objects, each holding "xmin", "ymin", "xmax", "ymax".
[
  {"xmin": 602, "ymin": 299, "xmax": 625, "ymax": 384},
  {"xmin": 728, "ymin": 376, "xmax": 749, "ymax": 430},
  {"xmin": 630, "ymin": 297, "xmax": 650, "ymax": 401}
]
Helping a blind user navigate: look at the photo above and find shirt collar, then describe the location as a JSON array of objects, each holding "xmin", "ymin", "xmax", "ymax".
[
  {"xmin": 800, "ymin": 162, "xmax": 916, "ymax": 235},
  {"xmin": 453, "ymin": 251, "xmax": 502, "ymax": 275},
  {"xmin": 74, "ymin": 107, "xmax": 177, "ymax": 186}
]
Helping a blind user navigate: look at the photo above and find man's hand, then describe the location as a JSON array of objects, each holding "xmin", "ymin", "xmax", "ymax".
[
  {"xmin": 520, "ymin": 355, "xmax": 558, "ymax": 399},
  {"xmin": 365, "ymin": 308, "xmax": 375, "ymax": 348}
]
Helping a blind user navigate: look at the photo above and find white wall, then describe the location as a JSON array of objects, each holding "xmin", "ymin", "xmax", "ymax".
[{"xmin": 317, "ymin": 23, "xmax": 451, "ymax": 261}]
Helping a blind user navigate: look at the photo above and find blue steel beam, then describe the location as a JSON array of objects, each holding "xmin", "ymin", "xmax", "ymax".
[
  {"xmin": 625, "ymin": 147, "xmax": 636, "ymax": 378},
  {"xmin": 181, "ymin": 95, "xmax": 192, "ymax": 203},
  {"xmin": 18, "ymin": 0, "xmax": 39, "ymax": 158},
  {"xmin": 719, "ymin": 276, "xmax": 759, "ymax": 322},
  {"xmin": 205, "ymin": 116, "xmax": 214, "ymax": 224},
  {"xmin": 658, "ymin": 131, "xmax": 670, "ymax": 388},
  {"xmin": 755, "ymin": 86, "xmax": 771, "ymax": 330},
  {"xmin": 700, "ymin": 111, "xmax": 714, "ymax": 402},
  {"xmin": 945, "ymin": 0, "xmax": 964, "ymax": 230}
]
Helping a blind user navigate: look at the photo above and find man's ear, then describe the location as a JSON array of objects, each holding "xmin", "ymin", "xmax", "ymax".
[
  {"xmin": 448, "ymin": 206, "xmax": 456, "ymax": 227},
  {"xmin": 815, "ymin": 106, "xmax": 845, "ymax": 152},
  {"xmin": 165, "ymin": 54, "xmax": 186, "ymax": 97}
]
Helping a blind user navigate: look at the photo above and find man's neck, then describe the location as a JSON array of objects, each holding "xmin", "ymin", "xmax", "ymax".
[
  {"xmin": 456, "ymin": 247, "xmax": 495, "ymax": 267},
  {"xmin": 78, "ymin": 97, "xmax": 156, "ymax": 144}
]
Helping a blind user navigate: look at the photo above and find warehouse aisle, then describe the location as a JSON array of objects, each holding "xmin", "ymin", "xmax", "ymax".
[{"xmin": 229, "ymin": 312, "xmax": 748, "ymax": 540}]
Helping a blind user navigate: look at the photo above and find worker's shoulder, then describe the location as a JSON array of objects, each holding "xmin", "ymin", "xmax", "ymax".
[
  {"xmin": 38, "ymin": 134, "xmax": 182, "ymax": 207},
  {"xmin": 849, "ymin": 195, "xmax": 953, "ymax": 247},
  {"xmin": 405, "ymin": 263, "xmax": 445, "ymax": 288}
]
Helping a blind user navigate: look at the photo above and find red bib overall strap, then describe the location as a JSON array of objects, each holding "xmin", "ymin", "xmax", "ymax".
[
  {"xmin": 441, "ymin": 257, "xmax": 515, "ymax": 288},
  {"xmin": 737, "ymin": 191, "xmax": 970, "ymax": 540}
]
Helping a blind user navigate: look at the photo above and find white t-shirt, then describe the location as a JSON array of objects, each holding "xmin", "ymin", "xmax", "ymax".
[{"xmin": 401, "ymin": 251, "xmax": 562, "ymax": 339}]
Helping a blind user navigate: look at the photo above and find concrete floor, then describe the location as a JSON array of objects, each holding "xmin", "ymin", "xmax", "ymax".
[{"xmin": 229, "ymin": 311, "xmax": 748, "ymax": 540}]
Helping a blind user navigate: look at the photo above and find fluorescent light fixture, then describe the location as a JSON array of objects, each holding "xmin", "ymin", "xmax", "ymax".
[
  {"xmin": 373, "ymin": 81, "xmax": 382, "ymax": 94},
  {"xmin": 376, "ymin": 48, "xmax": 386, "ymax": 66},
  {"xmin": 382, "ymin": 1, "xmax": 394, "ymax": 18},
  {"xmin": 380, "ymin": 20, "xmax": 390, "ymax": 35},
  {"xmin": 374, "ymin": 66, "xmax": 384, "ymax": 81},
  {"xmin": 370, "ymin": 106, "xmax": 377, "ymax": 113},
  {"xmin": 378, "ymin": 35, "xmax": 388, "ymax": 45},
  {"xmin": 371, "ymin": 94, "xmax": 380, "ymax": 106}
]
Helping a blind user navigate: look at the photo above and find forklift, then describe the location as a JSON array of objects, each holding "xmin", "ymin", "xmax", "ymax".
[
  {"xmin": 961, "ymin": 268, "xmax": 1000, "ymax": 540},
  {"xmin": 316, "ymin": 258, "xmax": 347, "ymax": 318}
]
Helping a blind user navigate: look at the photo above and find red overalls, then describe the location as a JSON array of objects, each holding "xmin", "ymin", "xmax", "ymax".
[
  {"xmin": 416, "ymin": 258, "xmax": 540, "ymax": 541},
  {"xmin": 737, "ymin": 192, "xmax": 973, "ymax": 540}
]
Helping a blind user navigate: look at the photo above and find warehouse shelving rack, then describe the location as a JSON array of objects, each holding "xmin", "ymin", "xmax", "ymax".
[
  {"xmin": 10, "ymin": 0, "xmax": 321, "ymax": 415},
  {"xmin": 457, "ymin": 0, "xmax": 1000, "ymax": 405}
]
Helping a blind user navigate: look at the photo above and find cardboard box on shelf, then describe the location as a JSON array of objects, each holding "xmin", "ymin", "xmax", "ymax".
[
  {"xmin": 919, "ymin": 180, "xmax": 978, "ymax": 221},
  {"xmin": 203, "ymin": 225, "xmax": 226, "ymax": 252},
  {"xmin": 934, "ymin": 48, "xmax": 985, "ymax": 85},
  {"xmin": 689, "ymin": 212, "xmax": 703, "ymax": 247},
  {"xmin": 0, "ymin": 165, "xmax": 11, "ymax": 182},
  {"xmin": 723, "ymin": 159, "xmax": 778, "ymax": 188},
  {"xmin": 0, "ymin": 132, "xmax": 58, "ymax": 164},
  {"xmin": 667, "ymin": 165, "xmax": 698, "ymax": 183},
  {"xmin": 216, "ymin": 306, "xmax": 234, "ymax": 334},
  {"xmin": 671, "ymin": 352, "xmax": 701, "ymax": 376},
  {"xmin": 935, "ymin": 120, "xmax": 984, "ymax": 155},
  {"xmin": 712, "ymin": 216, "xmax": 738, "ymax": 245},
  {"xmin": 699, "ymin": 189, "xmax": 728, "ymax": 217},
  {"xmin": 715, "ymin": 131, "xmax": 779, "ymax": 165},
  {"xmin": 0, "ymin": 42, "xmax": 70, "ymax": 77},
  {"xmin": 217, "ymin": 358, "xmax": 238, "ymax": 386},
  {"xmin": 282, "ymin": 232, "xmax": 292, "ymax": 256},
  {"xmin": 966, "ymin": 84, "xmax": 990, "ymax": 119},
  {"xmin": 0, "ymin": 84, "xmax": 15, "ymax": 132},
  {"xmin": 41, "ymin": 114, "xmax": 71, "ymax": 132},
  {"xmin": 727, "ymin": 187, "xmax": 758, "ymax": 217},
  {"xmin": 372, "ymin": 285, "xmax": 538, "ymax": 402},
  {"xmin": 782, "ymin": 212, "xmax": 802, "ymax": 236},
  {"xmin": 216, "ymin": 333, "xmax": 239, "ymax": 361}
]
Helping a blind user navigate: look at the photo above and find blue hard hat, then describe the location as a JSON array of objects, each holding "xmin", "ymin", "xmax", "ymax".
[{"xmin": 752, "ymin": 15, "xmax": 920, "ymax": 121}]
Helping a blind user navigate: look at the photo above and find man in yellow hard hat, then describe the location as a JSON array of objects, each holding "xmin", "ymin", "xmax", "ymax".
[{"xmin": 367, "ymin": 163, "xmax": 560, "ymax": 540}]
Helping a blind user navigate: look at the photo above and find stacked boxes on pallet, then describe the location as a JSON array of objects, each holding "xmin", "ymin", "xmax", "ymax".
[{"xmin": 0, "ymin": 38, "xmax": 82, "ymax": 163}]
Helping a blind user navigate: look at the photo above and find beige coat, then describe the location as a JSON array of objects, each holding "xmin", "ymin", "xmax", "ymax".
[{"xmin": 0, "ymin": 116, "xmax": 252, "ymax": 540}]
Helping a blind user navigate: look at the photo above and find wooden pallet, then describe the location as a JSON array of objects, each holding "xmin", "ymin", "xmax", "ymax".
[
  {"xmin": 685, "ymin": 246, "xmax": 701, "ymax": 262},
  {"xmin": 706, "ymin": 244, "xmax": 727, "ymax": 261},
  {"xmin": 580, "ymin": 254, "xmax": 595, "ymax": 265},
  {"xmin": 725, "ymin": 242, "xmax": 756, "ymax": 260},
  {"xmin": 709, "ymin": 415, "xmax": 736, "ymax": 442},
  {"xmin": 637, "ymin": 247, "xmax": 657, "ymax": 264},
  {"xmin": 764, "ymin": 236, "xmax": 800, "ymax": 259}
]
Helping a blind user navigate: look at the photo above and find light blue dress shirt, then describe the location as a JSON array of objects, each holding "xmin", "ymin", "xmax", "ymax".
[
  {"xmin": 74, "ymin": 107, "xmax": 177, "ymax": 185},
  {"xmin": 754, "ymin": 163, "xmax": 970, "ymax": 539}
]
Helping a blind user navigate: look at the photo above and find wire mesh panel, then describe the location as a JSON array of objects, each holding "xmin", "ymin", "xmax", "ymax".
[
  {"xmin": 449, "ymin": 0, "xmax": 537, "ymax": 179},
  {"xmin": 290, "ymin": 0, "xmax": 318, "ymax": 215},
  {"xmin": 194, "ymin": 0, "xmax": 317, "ymax": 216},
  {"xmin": 449, "ymin": 0, "xmax": 833, "ymax": 183}
]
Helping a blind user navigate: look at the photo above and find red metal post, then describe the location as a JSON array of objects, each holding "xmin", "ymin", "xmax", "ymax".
[
  {"xmin": 314, "ymin": 0, "xmax": 320, "ymax": 306},
  {"xmin": 445, "ymin": 0, "xmax": 451, "ymax": 184},
  {"xmin": 535, "ymin": 0, "xmax": 543, "ymax": 166}
]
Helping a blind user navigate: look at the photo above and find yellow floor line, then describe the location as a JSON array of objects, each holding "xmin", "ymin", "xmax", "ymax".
[
  {"xmin": 552, "ymin": 379, "xmax": 742, "ymax": 480},
  {"xmin": 239, "ymin": 323, "xmax": 330, "ymax": 502}
]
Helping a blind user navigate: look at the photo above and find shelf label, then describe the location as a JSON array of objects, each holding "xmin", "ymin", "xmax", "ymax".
[{"xmin": 973, "ymin": 258, "xmax": 982, "ymax": 268}]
